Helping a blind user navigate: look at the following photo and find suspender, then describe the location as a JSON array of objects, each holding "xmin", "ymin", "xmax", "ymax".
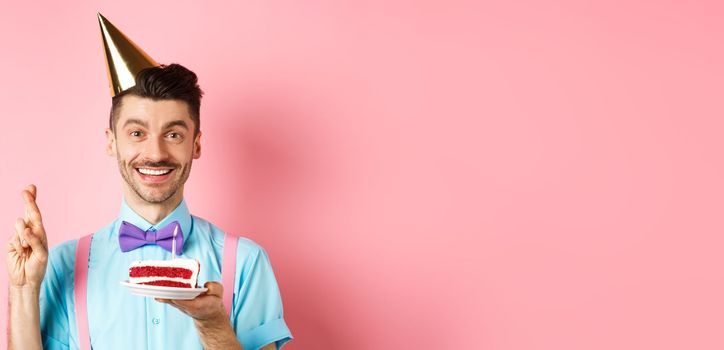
[
  {"xmin": 74, "ymin": 235, "xmax": 92, "ymax": 350},
  {"xmin": 73, "ymin": 233, "xmax": 239, "ymax": 350}
]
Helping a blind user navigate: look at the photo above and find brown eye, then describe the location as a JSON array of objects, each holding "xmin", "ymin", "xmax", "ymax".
[{"xmin": 130, "ymin": 131, "xmax": 142, "ymax": 137}]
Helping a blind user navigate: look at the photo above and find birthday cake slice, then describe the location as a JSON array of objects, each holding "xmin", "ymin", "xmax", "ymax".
[{"xmin": 128, "ymin": 259, "xmax": 200, "ymax": 288}]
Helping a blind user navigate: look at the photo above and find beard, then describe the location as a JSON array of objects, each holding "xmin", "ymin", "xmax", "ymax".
[{"xmin": 117, "ymin": 155, "xmax": 193, "ymax": 204}]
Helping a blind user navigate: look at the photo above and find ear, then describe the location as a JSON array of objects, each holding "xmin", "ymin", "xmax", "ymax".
[
  {"xmin": 193, "ymin": 131, "xmax": 202, "ymax": 159},
  {"xmin": 105, "ymin": 128, "xmax": 116, "ymax": 156}
]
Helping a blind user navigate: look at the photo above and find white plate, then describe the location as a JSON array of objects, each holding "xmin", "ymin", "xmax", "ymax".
[{"xmin": 120, "ymin": 281, "xmax": 208, "ymax": 300}]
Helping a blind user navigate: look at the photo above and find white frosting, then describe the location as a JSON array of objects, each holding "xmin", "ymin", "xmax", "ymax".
[{"xmin": 128, "ymin": 259, "xmax": 199, "ymax": 287}]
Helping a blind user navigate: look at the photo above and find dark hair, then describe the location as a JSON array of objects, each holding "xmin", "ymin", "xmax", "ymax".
[{"xmin": 109, "ymin": 63, "xmax": 203, "ymax": 135}]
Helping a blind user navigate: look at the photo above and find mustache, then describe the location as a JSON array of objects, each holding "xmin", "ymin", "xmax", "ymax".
[{"xmin": 132, "ymin": 161, "xmax": 179, "ymax": 168}]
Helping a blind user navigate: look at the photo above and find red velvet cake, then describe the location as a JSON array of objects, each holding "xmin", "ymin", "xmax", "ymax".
[{"xmin": 128, "ymin": 259, "xmax": 200, "ymax": 288}]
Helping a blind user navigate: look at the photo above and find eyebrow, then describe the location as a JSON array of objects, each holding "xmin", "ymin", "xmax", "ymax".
[
  {"xmin": 162, "ymin": 120, "xmax": 190, "ymax": 131},
  {"xmin": 123, "ymin": 118, "xmax": 190, "ymax": 131},
  {"xmin": 122, "ymin": 119, "xmax": 148, "ymax": 129}
]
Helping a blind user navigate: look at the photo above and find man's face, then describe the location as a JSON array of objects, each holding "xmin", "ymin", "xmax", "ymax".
[{"xmin": 106, "ymin": 95, "xmax": 201, "ymax": 204}]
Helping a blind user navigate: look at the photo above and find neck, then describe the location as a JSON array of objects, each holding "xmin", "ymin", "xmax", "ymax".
[{"xmin": 122, "ymin": 186, "xmax": 184, "ymax": 225}]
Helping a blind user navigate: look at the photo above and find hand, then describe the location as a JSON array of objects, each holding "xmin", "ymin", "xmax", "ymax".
[
  {"xmin": 157, "ymin": 282, "xmax": 244, "ymax": 349},
  {"xmin": 6, "ymin": 185, "xmax": 49, "ymax": 290},
  {"xmin": 155, "ymin": 281, "xmax": 228, "ymax": 323}
]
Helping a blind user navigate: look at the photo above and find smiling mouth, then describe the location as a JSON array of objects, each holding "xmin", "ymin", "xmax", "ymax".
[
  {"xmin": 135, "ymin": 167, "xmax": 175, "ymax": 182},
  {"xmin": 136, "ymin": 168, "xmax": 173, "ymax": 176}
]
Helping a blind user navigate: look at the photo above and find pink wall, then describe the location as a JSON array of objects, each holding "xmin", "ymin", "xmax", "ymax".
[{"xmin": 2, "ymin": 1, "xmax": 724, "ymax": 349}]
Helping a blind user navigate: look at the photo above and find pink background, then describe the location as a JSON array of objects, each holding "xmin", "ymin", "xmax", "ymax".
[{"xmin": 2, "ymin": 1, "xmax": 724, "ymax": 349}]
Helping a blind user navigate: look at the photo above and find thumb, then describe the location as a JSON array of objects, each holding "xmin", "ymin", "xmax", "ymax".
[
  {"xmin": 204, "ymin": 281, "xmax": 224, "ymax": 298},
  {"xmin": 23, "ymin": 227, "xmax": 48, "ymax": 262}
]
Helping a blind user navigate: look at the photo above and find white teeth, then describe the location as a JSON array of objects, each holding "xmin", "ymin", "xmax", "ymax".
[{"xmin": 138, "ymin": 168, "xmax": 172, "ymax": 176}]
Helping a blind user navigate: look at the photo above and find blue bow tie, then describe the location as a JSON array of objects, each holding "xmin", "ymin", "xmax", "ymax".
[{"xmin": 118, "ymin": 220, "xmax": 184, "ymax": 255}]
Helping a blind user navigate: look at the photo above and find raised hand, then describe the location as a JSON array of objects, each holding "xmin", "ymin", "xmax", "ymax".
[{"xmin": 6, "ymin": 184, "xmax": 49, "ymax": 289}]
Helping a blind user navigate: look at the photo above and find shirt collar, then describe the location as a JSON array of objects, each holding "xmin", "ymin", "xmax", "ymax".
[{"xmin": 118, "ymin": 198, "xmax": 193, "ymax": 243}]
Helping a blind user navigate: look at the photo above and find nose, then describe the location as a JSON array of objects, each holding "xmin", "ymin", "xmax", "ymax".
[{"xmin": 143, "ymin": 135, "xmax": 169, "ymax": 161}]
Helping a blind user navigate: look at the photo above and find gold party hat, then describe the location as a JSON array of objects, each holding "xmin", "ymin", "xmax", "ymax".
[{"xmin": 97, "ymin": 13, "xmax": 160, "ymax": 96}]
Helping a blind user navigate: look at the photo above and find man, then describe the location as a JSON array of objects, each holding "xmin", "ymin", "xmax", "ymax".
[{"xmin": 6, "ymin": 14, "xmax": 292, "ymax": 350}]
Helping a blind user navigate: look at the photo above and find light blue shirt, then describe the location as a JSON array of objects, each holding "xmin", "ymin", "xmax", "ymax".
[{"xmin": 39, "ymin": 198, "xmax": 293, "ymax": 350}]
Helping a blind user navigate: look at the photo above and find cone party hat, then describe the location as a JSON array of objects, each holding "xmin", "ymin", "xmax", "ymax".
[{"xmin": 97, "ymin": 13, "xmax": 160, "ymax": 96}]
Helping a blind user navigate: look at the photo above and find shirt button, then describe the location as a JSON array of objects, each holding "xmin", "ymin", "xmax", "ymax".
[{"xmin": 152, "ymin": 317, "xmax": 160, "ymax": 325}]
